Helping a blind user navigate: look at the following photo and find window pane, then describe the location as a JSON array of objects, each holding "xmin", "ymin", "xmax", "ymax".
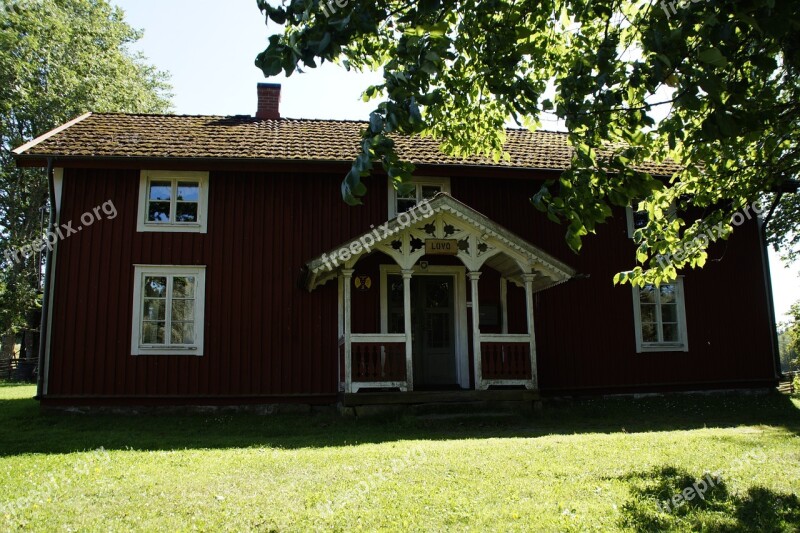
[
  {"xmin": 172, "ymin": 299, "xmax": 195, "ymax": 321},
  {"xmin": 175, "ymin": 203, "xmax": 198, "ymax": 223},
  {"xmin": 147, "ymin": 201, "xmax": 171, "ymax": 222},
  {"xmin": 641, "ymin": 323, "xmax": 658, "ymax": 343},
  {"xmin": 397, "ymin": 187, "xmax": 416, "ymax": 200},
  {"xmin": 171, "ymin": 323, "xmax": 195, "ymax": 345},
  {"xmin": 177, "ymin": 182, "xmax": 199, "ymax": 202},
  {"xmin": 421, "ymin": 185, "xmax": 441, "ymax": 199},
  {"xmin": 424, "ymin": 312, "xmax": 450, "ymax": 349},
  {"xmin": 173, "ymin": 276, "xmax": 195, "ymax": 298},
  {"xmin": 144, "ymin": 277, "xmax": 167, "ymax": 298},
  {"xmin": 639, "ymin": 285, "xmax": 656, "ymax": 304},
  {"xmin": 661, "ymin": 304, "xmax": 678, "ymax": 323},
  {"xmin": 143, "ymin": 299, "xmax": 165, "ymax": 321},
  {"xmin": 389, "ymin": 314, "xmax": 405, "ymax": 334},
  {"xmin": 388, "ymin": 276, "xmax": 403, "ymax": 304},
  {"xmin": 142, "ymin": 321, "xmax": 165, "ymax": 344},
  {"xmin": 149, "ymin": 181, "xmax": 172, "ymax": 201},
  {"xmin": 426, "ymin": 280, "xmax": 451, "ymax": 308},
  {"xmin": 640, "ymin": 304, "xmax": 657, "ymax": 324},
  {"xmin": 397, "ymin": 199, "xmax": 416, "ymax": 213},
  {"xmin": 663, "ymin": 323, "xmax": 680, "ymax": 342},
  {"xmin": 660, "ymin": 284, "xmax": 677, "ymax": 303},
  {"xmin": 633, "ymin": 210, "xmax": 648, "ymax": 229}
]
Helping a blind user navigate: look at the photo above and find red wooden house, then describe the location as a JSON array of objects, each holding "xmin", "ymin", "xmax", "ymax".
[{"xmin": 13, "ymin": 84, "xmax": 780, "ymax": 408}]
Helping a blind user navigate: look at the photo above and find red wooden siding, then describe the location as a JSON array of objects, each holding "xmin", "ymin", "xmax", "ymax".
[
  {"xmin": 450, "ymin": 176, "xmax": 776, "ymax": 394},
  {"xmin": 44, "ymin": 167, "xmax": 777, "ymax": 403},
  {"xmin": 48, "ymin": 168, "xmax": 389, "ymax": 401}
]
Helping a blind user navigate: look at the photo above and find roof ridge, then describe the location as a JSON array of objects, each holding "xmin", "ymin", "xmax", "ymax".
[{"xmin": 83, "ymin": 112, "xmax": 570, "ymax": 134}]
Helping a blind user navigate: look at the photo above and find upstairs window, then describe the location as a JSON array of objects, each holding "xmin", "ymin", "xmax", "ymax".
[
  {"xmin": 137, "ymin": 171, "xmax": 209, "ymax": 233},
  {"xmin": 388, "ymin": 177, "xmax": 450, "ymax": 218},
  {"xmin": 626, "ymin": 198, "xmax": 677, "ymax": 239},
  {"xmin": 626, "ymin": 199, "xmax": 648, "ymax": 238},
  {"xmin": 632, "ymin": 278, "xmax": 689, "ymax": 353},
  {"xmin": 131, "ymin": 265, "xmax": 206, "ymax": 356}
]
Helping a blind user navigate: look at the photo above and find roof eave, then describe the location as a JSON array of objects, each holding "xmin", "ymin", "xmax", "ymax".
[{"xmin": 12, "ymin": 113, "xmax": 93, "ymax": 156}]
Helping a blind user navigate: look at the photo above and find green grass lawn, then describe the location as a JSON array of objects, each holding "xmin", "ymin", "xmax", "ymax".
[{"xmin": 1, "ymin": 384, "xmax": 799, "ymax": 532}]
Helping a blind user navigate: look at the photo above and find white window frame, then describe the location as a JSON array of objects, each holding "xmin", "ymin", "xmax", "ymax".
[
  {"xmin": 626, "ymin": 203, "xmax": 647, "ymax": 239},
  {"xmin": 388, "ymin": 176, "xmax": 450, "ymax": 219},
  {"xmin": 631, "ymin": 277, "xmax": 689, "ymax": 353},
  {"xmin": 626, "ymin": 199, "xmax": 677, "ymax": 239},
  {"xmin": 131, "ymin": 265, "xmax": 206, "ymax": 356},
  {"xmin": 137, "ymin": 170, "xmax": 209, "ymax": 233}
]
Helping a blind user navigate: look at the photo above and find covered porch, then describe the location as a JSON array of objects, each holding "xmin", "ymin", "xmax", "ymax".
[{"xmin": 303, "ymin": 194, "xmax": 576, "ymax": 395}]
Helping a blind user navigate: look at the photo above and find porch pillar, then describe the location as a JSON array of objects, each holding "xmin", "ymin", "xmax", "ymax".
[
  {"xmin": 468, "ymin": 271, "xmax": 484, "ymax": 390},
  {"xmin": 522, "ymin": 273, "xmax": 538, "ymax": 390},
  {"xmin": 402, "ymin": 268, "xmax": 414, "ymax": 391},
  {"xmin": 342, "ymin": 268, "xmax": 354, "ymax": 393},
  {"xmin": 500, "ymin": 277, "xmax": 509, "ymax": 335}
]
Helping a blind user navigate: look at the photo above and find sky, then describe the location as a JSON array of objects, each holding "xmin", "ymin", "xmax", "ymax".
[{"xmin": 112, "ymin": 0, "xmax": 799, "ymax": 321}]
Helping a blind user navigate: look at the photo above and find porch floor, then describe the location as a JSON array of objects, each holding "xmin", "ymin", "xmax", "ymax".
[{"xmin": 341, "ymin": 389, "xmax": 540, "ymax": 407}]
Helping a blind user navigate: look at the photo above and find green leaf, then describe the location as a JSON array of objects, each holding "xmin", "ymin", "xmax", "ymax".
[{"xmin": 698, "ymin": 48, "xmax": 728, "ymax": 68}]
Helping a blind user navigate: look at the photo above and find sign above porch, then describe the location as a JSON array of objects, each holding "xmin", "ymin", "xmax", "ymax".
[{"xmin": 425, "ymin": 239, "xmax": 458, "ymax": 255}]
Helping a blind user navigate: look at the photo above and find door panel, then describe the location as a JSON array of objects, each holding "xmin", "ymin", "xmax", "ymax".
[{"xmin": 415, "ymin": 276, "xmax": 457, "ymax": 387}]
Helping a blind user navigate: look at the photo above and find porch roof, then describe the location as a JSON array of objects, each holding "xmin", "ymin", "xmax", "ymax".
[{"xmin": 303, "ymin": 193, "xmax": 577, "ymax": 292}]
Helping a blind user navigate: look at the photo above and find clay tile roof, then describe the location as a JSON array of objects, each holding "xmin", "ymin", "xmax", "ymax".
[{"xmin": 13, "ymin": 113, "xmax": 679, "ymax": 175}]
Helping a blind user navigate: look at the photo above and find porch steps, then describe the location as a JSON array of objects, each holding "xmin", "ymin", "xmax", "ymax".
[
  {"xmin": 414, "ymin": 411, "xmax": 521, "ymax": 422},
  {"xmin": 342, "ymin": 389, "xmax": 539, "ymax": 406},
  {"xmin": 340, "ymin": 389, "xmax": 540, "ymax": 417},
  {"xmin": 410, "ymin": 402, "xmax": 531, "ymax": 422}
]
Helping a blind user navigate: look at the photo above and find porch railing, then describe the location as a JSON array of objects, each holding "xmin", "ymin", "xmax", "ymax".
[
  {"xmin": 352, "ymin": 342, "xmax": 406, "ymax": 381},
  {"xmin": 479, "ymin": 334, "xmax": 534, "ymax": 388},
  {"xmin": 346, "ymin": 334, "xmax": 409, "ymax": 392}
]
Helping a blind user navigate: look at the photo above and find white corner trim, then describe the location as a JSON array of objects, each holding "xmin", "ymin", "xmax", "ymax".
[
  {"xmin": 41, "ymin": 168, "xmax": 65, "ymax": 395},
  {"xmin": 131, "ymin": 265, "xmax": 206, "ymax": 356},
  {"xmin": 53, "ymin": 168, "xmax": 64, "ymax": 215},
  {"xmin": 136, "ymin": 170, "xmax": 209, "ymax": 233}
]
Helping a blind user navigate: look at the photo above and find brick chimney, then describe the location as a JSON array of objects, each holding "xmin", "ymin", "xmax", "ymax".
[{"xmin": 256, "ymin": 83, "xmax": 281, "ymax": 119}]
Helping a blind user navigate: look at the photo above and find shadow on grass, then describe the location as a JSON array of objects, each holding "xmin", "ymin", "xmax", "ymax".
[
  {"xmin": 0, "ymin": 388, "xmax": 798, "ymax": 456},
  {"xmin": 619, "ymin": 465, "xmax": 800, "ymax": 532}
]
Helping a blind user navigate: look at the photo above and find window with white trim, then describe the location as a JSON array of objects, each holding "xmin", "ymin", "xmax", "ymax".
[
  {"xmin": 137, "ymin": 171, "xmax": 209, "ymax": 233},
  {"xmin": 131, "ymin": 265, "xmax": 206, "ymax": 355},
  {"xmin": 625, "ymin": 199, "xmax": 648, "ymax": 239},
  {"xmin": 626, "ymin": 198, "xmax": 677, "ymax": 239},
  {"xmin": 388, "ymin": 177, "xmax": 450, "ymax": 218},
  {"xmin": 632, "ymin": 278, "xmax": 689, "ymax": 353}
]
